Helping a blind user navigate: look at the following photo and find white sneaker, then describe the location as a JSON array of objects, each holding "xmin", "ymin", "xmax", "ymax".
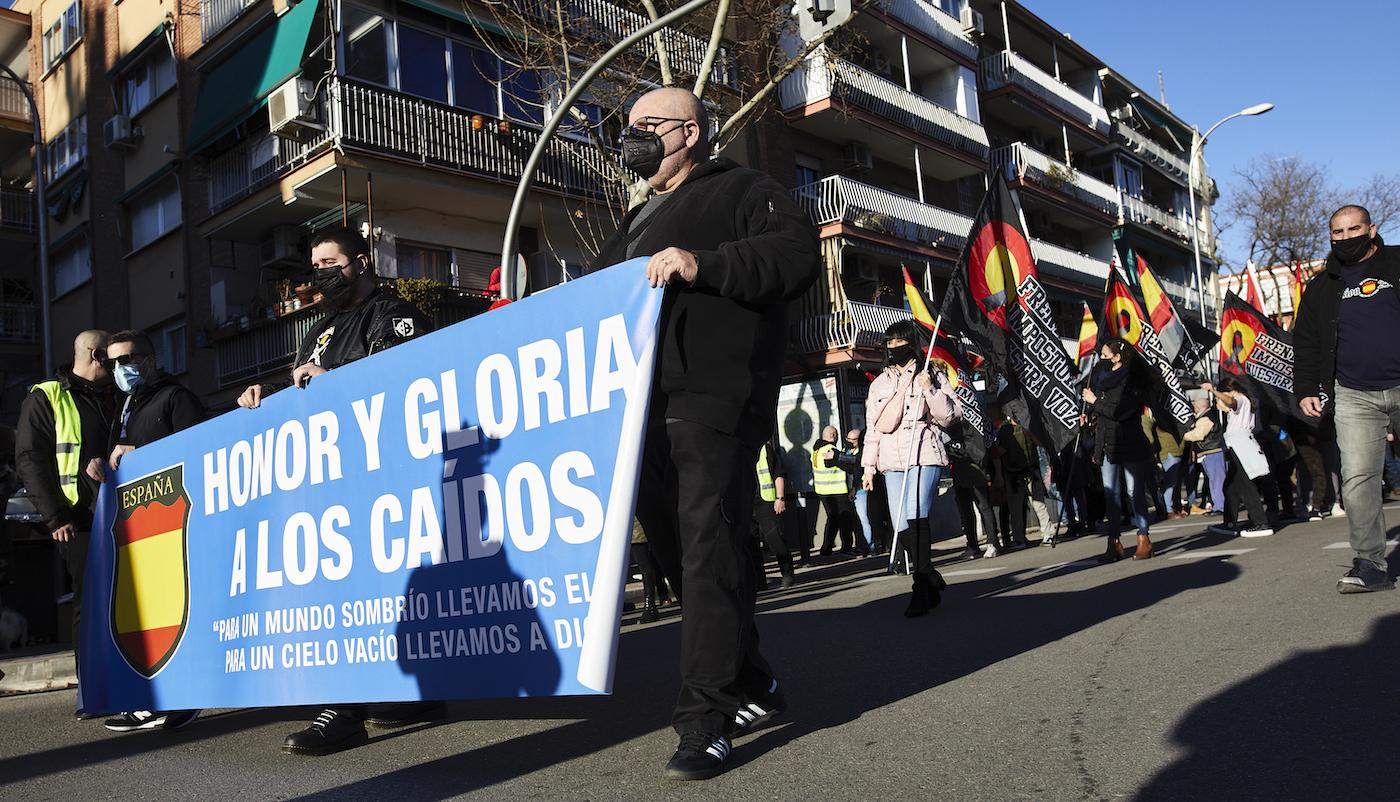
[
  {"xmin": 1240, "ymin": 527, "xmax": 1275, "ymax": 538},
  {"xmin": 983, "ymin": 544, "xmax": 1000, "ymax": 558},
  {"xmin": 1331, "ymin": 504, "xmax": 1346, "ymax": 518}
]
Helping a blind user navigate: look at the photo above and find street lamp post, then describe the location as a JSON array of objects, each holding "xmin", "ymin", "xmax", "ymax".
[{"xmin": 1187, "ymin": 102, "xmax": 1274, "ymax": 330}]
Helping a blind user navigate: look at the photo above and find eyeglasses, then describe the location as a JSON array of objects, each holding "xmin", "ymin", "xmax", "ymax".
[
  {"xmin": 619, "ymin": 117, "xmax": 690, "ymax": 140},
  {"xmin": 103, "ymin": 353, "xmax": 147, "ymax": 369}
]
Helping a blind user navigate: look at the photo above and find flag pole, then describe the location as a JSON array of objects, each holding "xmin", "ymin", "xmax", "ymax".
[{"xmin": 888, "ymin": 311, "xmax": 943, "ymax": 575}]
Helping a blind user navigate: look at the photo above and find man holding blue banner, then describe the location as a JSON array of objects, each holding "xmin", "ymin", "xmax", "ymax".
[
  {"xmin": 237, "ymin": 227, "xmax": 438, "ymax": 756},
  {"xmin": 594, "ymin": 87, "xmax": 819, "ymax": 780}
]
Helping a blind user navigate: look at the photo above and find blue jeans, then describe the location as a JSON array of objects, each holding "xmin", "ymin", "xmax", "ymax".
[
  {"xmin": 1335, "ymin": 385, "xmax": 1400, "ymax": 567},
  {"xmin": 853, "ymin": 489, "xmax": 876, "ymax": 552},
  {"xmin": 1101, "ymin": 459, "xmax": 1151, "ymax": 537},
  {"xmin": 1159, "ymin": 454, "xmax": 1184, "ymax": 513},
  {"xmin": 882, "ymin": 465, "xmax": 944, "ymax": 532},
  {"xmin": 1201, "ymin": 451, "xmax": 1227, "ymax": 510}
]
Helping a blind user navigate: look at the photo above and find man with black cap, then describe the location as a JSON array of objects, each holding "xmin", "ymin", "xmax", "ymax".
[{"xmin": 591, "ymin": 86, "xmax": 819, "ymax": 780}]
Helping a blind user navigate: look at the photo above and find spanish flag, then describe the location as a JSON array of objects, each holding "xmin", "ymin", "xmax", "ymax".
[
  {"xmin": 1076, "ymin": 302, "xmax": 1097, "ymax": 366},
  {"xmin": 902, "ymin": 265, "xmax": 937, "ymax": 330},
  {"xmin": 112, "ymin": 466, "xmax": 191, "ymax": 677},
  {"xmin": 1290, "ymin": 262, "xmax": 1304, "ymax": 326}
]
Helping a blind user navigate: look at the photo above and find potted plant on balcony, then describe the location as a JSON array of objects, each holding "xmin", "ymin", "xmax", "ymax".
[
  {"xmin": 1045, "ymin": 163, "xmax": 1072, "ymax": 189},
  {"xmin": 394, "ymin": 276, "xmax": 446, "ymax": 316}
]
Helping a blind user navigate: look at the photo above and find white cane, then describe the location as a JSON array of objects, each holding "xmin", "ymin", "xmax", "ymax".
[{"xmin": 888, "ymin": 315, "xmax": 943, "ymax": 574}]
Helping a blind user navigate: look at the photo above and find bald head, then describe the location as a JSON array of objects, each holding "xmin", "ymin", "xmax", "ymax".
[
  {"xmin": 822, "ymin": 425, "xmax": 839, "ymax": 442},
  {"xmin": 627, "ymin": 87, "xmax": 709, "ymax": 192},
  {"xmin": 72, "ymin": 329, "xmax": 110, "ymax": 383}
]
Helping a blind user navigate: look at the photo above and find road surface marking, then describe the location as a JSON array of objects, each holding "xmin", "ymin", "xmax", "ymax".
[
  {"xmin": 1169, "ymin": 548, "xmax": 1256, "ymax": 560},
  {"xmin": 942, "ymin": 567, "xmax": 1001, "ymax": 578},
  {"xmin": 1323, "ymin": 539, "xmax": 1397, "ymax": 549}
]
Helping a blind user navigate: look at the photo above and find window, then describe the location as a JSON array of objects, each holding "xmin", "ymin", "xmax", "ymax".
[
  {"xmin": 397, "ymin": 241, "xmax": 453, "ymax": 284},
  {"xmin": 121, "ymin": 43, "xmax": 177, "ymax": 117},
  {"xmin": 794, "ymin": 154, "xmax": 821, "ymax": 189},
  {"xmin": 503, "ymin": 69, "xmax": 545, "ymax": 125},
  {"xmin": 46, "ymin": 116, "xmax": 87, "ymax": 182},
  {"xmin": 151, "ymin": 321, "xmax": 187, "ymax": 374},
  {"xmin": 345, "ymin": 5, "xmax": 390, "ymax": 86},
  {"xmin": 52, "ymin": 237, "xmax": 91, "ymax": 296},
  {"xmin": 398, "ymin": 25, "xmax": 448, "ymax": 103},
  {"xmin": 127, "ymin": 177, "xmax": 182, "ymax": 251},
  {"xmin": 42, "ymin": 2, "xmax": 82, "ymax": 71},
  {"xmin": 451, "ymin": 41, "xmax": 498, "ymax": 114}
]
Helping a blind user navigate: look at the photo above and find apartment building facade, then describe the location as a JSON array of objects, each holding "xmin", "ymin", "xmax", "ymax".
[{"xmin": 0, "ymin": 6, "xmax": 38, "ymax": 426}]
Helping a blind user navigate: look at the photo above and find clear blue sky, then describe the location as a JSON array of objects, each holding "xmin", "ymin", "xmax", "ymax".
[{"xmin": 1031, "ymin": 0, "xmax": 1400, "ymax": 270}]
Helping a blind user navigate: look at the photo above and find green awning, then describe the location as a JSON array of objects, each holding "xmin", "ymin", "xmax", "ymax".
[
  {"xmin": 186, "ymin": 0, "xmax": 322, "ymax": 154},
  {"xmin": 109, "ymin": 24, "xmax": 167, "ymax": 78},
  {"xmin": 1127, "ymin": 97, "xmax": 1190, "ymax": 153},
  {"xmin": 116, "ymin": 161, "xmax": 179, "ymax": 204},
  {"xmin": 399, "ymin": 0, "xmax": 516, "ymax": 39}
]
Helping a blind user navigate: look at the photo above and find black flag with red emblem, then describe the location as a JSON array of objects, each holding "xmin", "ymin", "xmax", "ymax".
[
  {"xmin": 1219, "ymin": 291, "xmax": 1298, "ymax": 417},
  {"xmin": 943, "ymin": 176, "xmax": 1079, "ymax": 452}
]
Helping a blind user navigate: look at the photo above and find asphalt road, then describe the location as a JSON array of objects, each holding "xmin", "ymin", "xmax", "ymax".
[{"xmin": 5, "ymin": 505, "xmax": 1400, "ymax": 801}]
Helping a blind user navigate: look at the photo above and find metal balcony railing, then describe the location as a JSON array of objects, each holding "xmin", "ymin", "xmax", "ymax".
[
  {"xmin": 797, "ymin": 300, "xmax": 913, "ymax": 355},
  {"xmin": 208, "ymin": 79, "xmax": 622, "ymax": 214},
  {"xmin": 779, "ymin": 51, "xmax": 988, "ymax": 159},
  {"xmin": 0, "ymin": 189, "xmax": 34, "ymax": 231},
  {"xmin": 1113, "ymin": 122, "xmax": 1189, "ymax": 182},
  {"xmin": 511, "ymin": 0, "xmax": 737, "ymax": 89},
  {"xmin": 878, "ymin": 0, "xmax": 978, "ymax": 60},
  {"xmin": 201, "ymin": 0, "xmax": 259, "ymax": 43},
  {"xmin": 0, "ymin": 302, "xmax": 36, "ymax": 343},
  {"xmin": 0, "ymin": 81, "xmax": 31, "ymax": 122},
  {"xmin": 979, "ymin": 51, "xmax": 1110, "ymax": 134},
  {"xmin": 1122, "ymin": 194, "xmax": 1193, "ymax": 242},
  {"xmin": 990, "ymin": 142, "xmax": 1121, "ymax": 217},
  {"xmin": 791, "ymin": 175, "xmax": 973, "ymax": 252},
  {"xmin": 1029, "ymin": 239, "xmax": 1107, "ymax": 284}
]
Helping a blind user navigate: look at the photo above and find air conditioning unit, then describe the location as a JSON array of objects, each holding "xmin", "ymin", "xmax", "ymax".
[
  {"xmin": 268, "ymin": 77, "xmax": 322, "ymax": 141},
  {"xmin": 841, "ymin": 141, "xmax": 873, "ymax": 172},
  {"xmin": 259, "ymin": 225, "xmax": 304, "ymax": 268},
  {"xmin": 959, "ymin": 6, "xmax": 984, "ymax": 36},
  {"xmin": 103, "ymin": 115, "xmax": 141, "ymax": 150}
]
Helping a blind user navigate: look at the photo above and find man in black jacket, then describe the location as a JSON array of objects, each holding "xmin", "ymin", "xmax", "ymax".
[
  {"xmin": 15, "ymin": 330, "xmax": 112, "ymax": 681},
  {"xmin": 1296, "ymin": 205, "xmax": 1400, "ymax": 593},
  {"xmin": 237, "ymin": 227, "xmax": 438, "ymax": 754},
  {"xmin": 85, "ymin": 330, "xmax": 205, "ymax": 733},
  {"xmin": 590, "ymin": 87, "xmax": 819, "ymax": 780}
]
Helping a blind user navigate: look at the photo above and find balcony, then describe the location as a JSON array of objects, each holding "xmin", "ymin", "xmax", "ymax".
[
  {"xmin": 0, "ymin": 302, "xmax": 36, "ymax": 344},
  {"xmin": 796, "ymin": 300, "xmax": 914, "ymax": 355},
  {"xmin": 779, "ymin": 51, "xmax": 988, "ymax": 162},
  {"xmin": 1121, "ymin": 194, "xmax": 1193, "ymax": 243},
  {"xmin": 0, "ymin": 189, "xmax": 33, "ymax": 231},
  {"xmin": 208, "ymin": 78, "xmax": 622, "ymax": 214},
  {"xmin": 792, "ymin": 175, "xmax": 973, "ymax": 253},
  {"xmin": 0, "ymin": 80, "xmax": 30, "ymax": 123},
  {"xmin": 979, "ymin": 51, "xmax": 1110, "ymax": 135},
  {"xmin": 1114, "ymin": 123, "xmax": 1189, "ymax": 183},
  {"xmin": 214, "ymin": 291, "xmax": 494, "ymax": 387},
  {"xmin": 511, "ymin": 0, "xmax": 737, "ymax": 89},
  {"xmin": 990, "ymin": 142, "xmax": 1121, "ymax": 218},
  {"xmin": 878, "ymin": 0, "xmax": 978, "ymax": 61},
  {"xmin": 201, "ymin": 0, "xmax": 259, "ymax": 44},
  {"xmin": 1029, "ymin": 239, "xmax": 1107, "ymax": 285}
]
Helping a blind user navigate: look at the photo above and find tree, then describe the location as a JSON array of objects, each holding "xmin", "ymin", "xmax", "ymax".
[
  {"xmin": 1225, "ymin": 154, "xmax": 1332, "ymax": 267},
  {"xmin": 1348, "ymin": 172, "xmax": 1400, "ymax": 235}
]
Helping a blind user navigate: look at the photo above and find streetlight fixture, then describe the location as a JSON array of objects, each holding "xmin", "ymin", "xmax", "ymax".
[{"xmin": 1187, "ymin": 102, "xmax": 1274, "ymax": 328}]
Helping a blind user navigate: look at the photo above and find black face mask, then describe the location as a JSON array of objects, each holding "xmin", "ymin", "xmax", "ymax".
[
  {"xmin": 620, "ymin": 122, "xmax": 686, "ymax": 179},
  {"xmin": 1331, "ymin": 232, "xmax": 1374, "ymax": 266},
  {"xmin": 886, "ymin": 343, "xmax": 916, "ymax": 366},
  {"xmin": 313, "ymin": 263, "xmax": 360, "ymax": 310}
]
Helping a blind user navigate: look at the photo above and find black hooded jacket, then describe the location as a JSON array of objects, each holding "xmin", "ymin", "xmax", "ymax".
[
  {"xmin": 590, "ymin": 158, "xmax": 820, "ymax": 445},
  {"xmin": 293, "ymin": 286, "xmax": 433, "ymax": 373},
  {"xmin": 111, "ymin": 373, "xmax": 205, "ymax": 450},
  {"xmin": 1295, "ymin": 239, "xmax": 1400, "ymax": 404},
  {"xmin": 15, "ymin": 369, "xmax": 113, "ymax": 530},
  {"xmin": 1086, "ymin": 358, "xmax": 1154, "ymax": 464}
]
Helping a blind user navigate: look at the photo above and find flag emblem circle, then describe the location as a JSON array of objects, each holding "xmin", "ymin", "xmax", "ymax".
[
  {"xmin": 967, "ymin": 221, "xmax": 1035, "ymax": 330},
  {"xmin": 1220, "ymin": 308, "xmax": 1263, "ymax": 376}
]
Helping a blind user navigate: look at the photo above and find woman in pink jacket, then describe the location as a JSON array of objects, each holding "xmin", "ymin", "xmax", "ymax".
[{"xmin": 861, "ymin": 319, "xmax": 961, "ymax": 617}]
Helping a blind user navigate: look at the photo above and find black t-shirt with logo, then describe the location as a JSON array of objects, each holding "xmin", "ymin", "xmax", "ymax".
[{"xmin": 1336, "ymin": 260, "xmax": 1400, "ymax": 391}]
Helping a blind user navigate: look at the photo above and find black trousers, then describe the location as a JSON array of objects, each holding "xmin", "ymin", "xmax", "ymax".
[
  {"xmin": 954, "ymin": 484, "xmax": 996, "ymax": 549},
  {"xmin": 1223, "ymin": 449, "xmax": 1269, "ymax": 527},
  {"xmin": 632, "ymin": 541, "xmax": 665, "ymax": 605},
  {"xmin": 753, "ymin": 500, "xmax": 792, "ymax": 558},
  {"xmin": 1000, "ymin": 472, "xmax": 1030, "ymax": 545},
  {"xmin": 817, "ymin": 495, "xmax": 856, "ymax": 552},
  {"xmin": 634, "ymin": 419, "xmax": 774, "ymax": 735},
  {"xmin": 62, "ymin": 530, "xmax": 91, "ymax": 676}
]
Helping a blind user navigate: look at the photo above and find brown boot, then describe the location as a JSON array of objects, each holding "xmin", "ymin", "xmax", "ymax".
[
  {"xmin": 1097, "ymin": 537, "xmax": 1125, "ymax": 563},
  {"xmin": 1132, "ymin": 533, "xmax": 1154, "ymax": 560}
]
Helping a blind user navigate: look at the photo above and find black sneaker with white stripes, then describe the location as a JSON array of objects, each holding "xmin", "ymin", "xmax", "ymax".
[
  {"xmin": 665, "ymin": 731, "xmax": 731, "ymax": 780},
  {"xmin": 733, "ymin": 679, "xmax": 787, "ymax": 736},
  {"xmin": 104, "ymin": 709, "xmax": 199, "ymax": 732}
]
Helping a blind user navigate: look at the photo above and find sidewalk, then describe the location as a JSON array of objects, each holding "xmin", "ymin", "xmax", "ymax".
[{"xmin": 0, "ymin": 644, "xmax": 76, "ymax": 695}]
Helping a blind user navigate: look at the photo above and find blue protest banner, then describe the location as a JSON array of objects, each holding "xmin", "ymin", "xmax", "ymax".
[{"xmin": 78, "ymin": 260, "xmax": 661, "ymax": 713}]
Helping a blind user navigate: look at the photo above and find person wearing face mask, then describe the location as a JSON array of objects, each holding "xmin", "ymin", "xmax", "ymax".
[
  {"xmin": 236, "ymin": 227, "xmax": 437, "ymax": 755},
  {"xmin": 860, "ymin": 319, "xmax": 960, "ymax": 617},
  {"xmin": 15, "ymin": 330, "xmax": 114, "ymax": 702},
  {"xmin": 83, "ymin": 330, "xmax": 204, "ymax": 734},
  {"xmin": 589, "ymin": 87, "xmax": 819, "ymax": 781},
  {"xmin": 1296, "ymin": 204, "xmax": 1400, "ymax": 593},
  {"xmin": 1081, "ymin": 338, "xmax": 1155, "ymax": 562}
]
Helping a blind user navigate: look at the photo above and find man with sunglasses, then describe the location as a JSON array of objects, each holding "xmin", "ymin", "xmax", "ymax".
[
  {"xmin": 591, "ymin": 87, "xmax": 819, "ymax": 780},
  {"xmin": 15, "ymin": 330, "xmax": 114, "ymax": 694},
  {"xmin": 85, "ymin": 330, "xmax": 204, "ymax": 733},
  {"xmin": 236, "ymin": 226, "xmax": 437, "ymax": 756}
]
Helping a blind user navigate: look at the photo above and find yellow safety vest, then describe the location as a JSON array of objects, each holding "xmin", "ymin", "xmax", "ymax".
[
  {"xmin": 811, "ymin": 443, "xmax": 847, "ymax": 496},
  {"xmin": 756, "ymin": 447, "xmax": 777, "ymax": 502},
  {"xmin": 32, "ymin": 380, "xmax": 82, "ymax": 505}
]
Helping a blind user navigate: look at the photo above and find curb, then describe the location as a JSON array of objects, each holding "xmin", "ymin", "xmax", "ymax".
[{"xmin": 0, "ymin": 649, "xmax": 77, "ymax": 696}]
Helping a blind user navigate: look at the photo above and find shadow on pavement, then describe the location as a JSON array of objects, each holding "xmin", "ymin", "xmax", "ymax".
[{"xmin": 1135, "ymin": 612, "xmax": 1400, "ymax": 801}]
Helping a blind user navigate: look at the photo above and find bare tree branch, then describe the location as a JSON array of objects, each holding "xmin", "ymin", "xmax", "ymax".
[
  {"xmin": 692, "ymin": 0, "xmax": 730, "ymax": 98},
  {"xmin": 638, "ymin": 0, "xmax": 675, "ymax": 86}
]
